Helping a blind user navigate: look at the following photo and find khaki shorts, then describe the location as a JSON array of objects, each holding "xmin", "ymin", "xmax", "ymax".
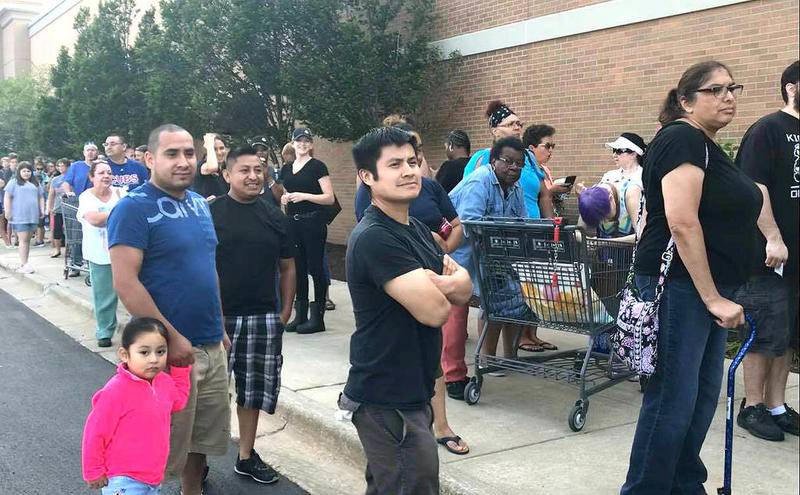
[{"xmin": 166, "ymin": 343, "xmax": 231, "ymax": 477}]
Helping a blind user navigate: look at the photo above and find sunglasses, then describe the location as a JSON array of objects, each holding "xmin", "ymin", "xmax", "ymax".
[
  {"xmin": 538, "ymin": 143, "xmax": 556, "ymax": 150},
  {"xmin": 612, "ymin": 149, "xmax": 634, "ymax": 155}
]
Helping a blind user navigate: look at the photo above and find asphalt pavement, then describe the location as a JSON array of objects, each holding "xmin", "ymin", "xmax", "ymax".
[{"xmin": 0, "ymin": 288, "xmax": 307, "ymax": 495}]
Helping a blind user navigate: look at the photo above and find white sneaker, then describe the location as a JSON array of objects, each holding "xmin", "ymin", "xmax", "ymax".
[{"xmin": 15, "ymin": 263, "xmax": 34, "ymax": 274}]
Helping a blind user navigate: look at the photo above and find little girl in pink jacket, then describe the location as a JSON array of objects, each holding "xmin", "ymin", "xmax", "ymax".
[{"xmin": 82, "ymin": 317, "xmax": 191, "ymax": 494}]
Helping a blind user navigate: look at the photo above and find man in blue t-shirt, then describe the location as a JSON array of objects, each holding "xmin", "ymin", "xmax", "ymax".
[
  {"xmin": 62, "ymin": 142, "xmax": 98, "ymax": 195},
  {"xmin": 102, "ymin": 134, "xmax": 149, "ymax": 191},
  {"xmin": 107, "ymin": 124, "xmax": 230, "ymax": 493}
]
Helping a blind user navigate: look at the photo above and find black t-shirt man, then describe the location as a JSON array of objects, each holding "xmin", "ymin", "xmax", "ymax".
[
  {"xmin": 436, "ymin": 156, "xmax": 470, "ymax": 193},
  {"xmin": 279, "ymin": 158, "xmax": 329, "ymax": 215},
  {"xmin": 344, "ymin": 205, "xmax": 444, "ymax": 409},
  {"xmin": 635, "ymin": 121, "xmax": 762, "ymax": 286},
  {"xmin": 210, "ymin": 195, "xmax": 295, "ymax": 315},
  {"xmin": 736, "ymin": 110, "xmax": 800, "ymax": 282}
]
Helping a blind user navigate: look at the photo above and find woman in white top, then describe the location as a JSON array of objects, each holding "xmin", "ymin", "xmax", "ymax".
[
  {"xmin": 576, "ymin": 133, "xmax": 646, "ymax": 194},
  {"xmin": 77, "ymin": 160, "xmax": 126, "ymax": 347}
]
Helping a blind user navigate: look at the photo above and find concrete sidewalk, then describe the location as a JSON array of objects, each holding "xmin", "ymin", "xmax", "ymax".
[{"xmin": 2, "ymin": 246, "xmax": 798, "ymax": 495}]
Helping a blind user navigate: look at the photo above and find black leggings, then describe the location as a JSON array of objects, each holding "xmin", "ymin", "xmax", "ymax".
[{"xmin": 289, "ymin": 213, "xmax": 329, "ymax": 304}]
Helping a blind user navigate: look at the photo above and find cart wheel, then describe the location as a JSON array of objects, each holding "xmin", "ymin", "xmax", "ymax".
[
  {"xmin": 568, "ymin": 401, "xmax": 588, "ymax": 432},
  {"xmin": 639, "ymin": 375, "xmax": 649, "ymax": 393},
  {"xmin": 464, "ymin": 380, "xmax": 481, "ymax": 406},
  {"xmin": 85, "ymin": 275, "xmax": 92, "ymax": 287}
]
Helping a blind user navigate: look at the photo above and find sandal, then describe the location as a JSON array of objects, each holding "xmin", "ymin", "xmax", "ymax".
[
  {"xmin": 518, "ymin": 342, "xmax": 544, "ymax": 353},
  {"xmin": 50, "ymin": 252, "xmax": 61, "ymax": 258},
  {"xmin": 436, "ymin": 435, "xmax": 470, "ymax": 455},
  {"xmin": 537, "ymin": 340, "xmax": 558, "ymax": 351}
]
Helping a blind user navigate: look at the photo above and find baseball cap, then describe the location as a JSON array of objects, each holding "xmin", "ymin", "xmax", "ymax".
[
  {"xmin": 604, "ymin": 133, "xmax": 646, "ymax": 156},
  {"xmin": 292, "ymin": 128, "xmax": 313, "ymax": 141},
  {"xmin": 249, "ymin": 135, "xmax": 269, "ymax": 149}
]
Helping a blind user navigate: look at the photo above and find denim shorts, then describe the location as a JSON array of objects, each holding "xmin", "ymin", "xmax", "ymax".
[
  {"xmin": 735, "ymin": 273, "xmax": 799, "ymax": 357},
  {"xmin": 101, "ymin": 476, "xmax": 160, "ymax": 495},
  {"xmin": 10, "ymin": 222, "xmax": 37, "ymax": 233}
]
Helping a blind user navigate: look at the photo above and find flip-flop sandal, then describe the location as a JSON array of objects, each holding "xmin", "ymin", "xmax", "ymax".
[
  {"xmin": 436, "ymin": 435, "xmax": 470, "ymax": 455},
  {"xmin": 537, "ymin": 340, "xmax": 558, "ymax": 351},
  {"xmin": 518, "ymin": 342, "xmax": 544, "ymax": 352},
  {"xmin": 50, "ymin": 252, "xmax": 61, "ymax": 258}
]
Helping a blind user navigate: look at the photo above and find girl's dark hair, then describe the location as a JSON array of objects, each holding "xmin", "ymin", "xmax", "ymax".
[
  {"xmin": 446, "ymin": 130, "xmax": 471, "ymax": 155},
  {"xmin": 659, "ymin": 61, "xmax": 732, "ymax": 125},
  {"xmin": 15, "ymin": 162, "xmax": 38, "ymax": 187},
  {"xmin": 56, "ymin": 158, "xmax": 71, "ymax": 168},
  {"xmin": 522, "ymin": 124, "xmax": 556, "ymax": 148},
  {"xmin": 121, "ymin": 317, "xmax": 169, "ymax": 350}
]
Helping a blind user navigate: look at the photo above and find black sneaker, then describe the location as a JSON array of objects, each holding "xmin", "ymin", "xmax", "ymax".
[
  {"xmin": 737, "ymin": 400, "xmax": 784, "ymax": 441},
  {"xmin": 772, "ymin": 403, "xmax": 800, "ymax": 436},
  {"xmin": 446, "ymin": 379, "xmax": 469, "ymax": 400},
  {"xmin": 234, "ymin": 450, "xmax": 279, "ymax": 484},
  {"xmin": 97, "ymin": 338, "xmax": 112, "ymax": 348}
]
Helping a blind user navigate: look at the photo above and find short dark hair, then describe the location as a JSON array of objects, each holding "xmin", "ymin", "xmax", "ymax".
[
  {"xmin": 225, "ymin": 145, "xmax": 260, "ymax": 171},
  {"xmin": 446, "ymin": 130, "xmax": 471, "ymax": 155},
  {"xmin": 107, "ymin": 133, "xmax": 126, "ymax": 145},
  {"xmin": 352, "ymin": 127, "xmax": 418, "ymax": 179},
  {"xmin": 147, "ymin": 124, "xmax": 190, "ymax": 154},
  {"xmin": 15, "ymin": 161, "xmax": 38, "ymax": 187},
  {"xmin": 522, "ymin": 124, "xmax": 556, "ymax": 148},
  {"xmin": 121, "ymin": 317, "xmax": 169, "ymax": 350},
  {"xmin": 8, "ymin": 153, "xmax": 18, "ymax": 160},
  {"xmin": 780, "ymin": 60, "xmax": 799, "ymax": 103},
  {"xmin": 659, "ymin": 61, "xmax": 732, "ymax": 125},
  {"xmin": 56, "ymin": 158, "xmax": 71, "ymax": 168},
  {"xmin": 135, "ymin": 145, "xmax": 148, "ymax": 153},
  {"xmin": 489, "ymin": 137, "xmax": 526, "ymax": 162}
]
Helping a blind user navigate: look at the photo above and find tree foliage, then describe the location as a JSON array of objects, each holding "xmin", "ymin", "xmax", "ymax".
[
  {"xmin": 27, "ymin": 0, "xmax": 443, "ymax": 159},
  {"xmin": 0, "ymin": 75, "xmax": 45, "ymax": 156}
]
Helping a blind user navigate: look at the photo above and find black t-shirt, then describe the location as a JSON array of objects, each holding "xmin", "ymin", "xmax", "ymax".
[
  {"xmin": 210, "ymin": 195, "xmax": 295, "ymax": 316},
  {"xmin": 344, "ymin": 205, "xmax": 444, "ymax": 410},
  {"xmin": 436, "ymin": 157, "xmax": 470, "ymax": 193},
  {"xmin": 736, "ymin": 110, "xmax": 800, "ymax": 281},
  {"xmin": 279, "ymin": 158, "xmax": 329, "ymax": 215},
  {"xmin": 193, "ymin": 159, "xmax": 229, "ymax": 198},
  {"xmin": 635, "ymin": 121, "xmax": 762, "ymax": 286},
  {"xmin": 354, "ymin": 177, "xmax": 458, "ymax": 232}
]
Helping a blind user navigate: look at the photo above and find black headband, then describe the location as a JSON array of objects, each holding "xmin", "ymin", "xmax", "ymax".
[{"xmin": 489, "ymin": 105, "xmax": 514, "ymax": 127}]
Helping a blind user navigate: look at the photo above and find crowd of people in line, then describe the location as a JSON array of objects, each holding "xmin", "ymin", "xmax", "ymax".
[{"xmin": 0, "ymin": 58, "xmax": 797, "ymax": 495}]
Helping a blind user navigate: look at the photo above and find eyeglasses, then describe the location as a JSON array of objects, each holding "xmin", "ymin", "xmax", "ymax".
[
  {"xmin": 538, "ymin": 143, "xmax": 556, "ymax": 150},
  {"xmin": 694, "ymin": 84, "xmax": 744, "ymax": 99},
  {"xmin": 103, "ymin": 142, "xmax": 123, "ymax": 147},
  {"xmin": 612, "ymin": 149, "xmax": 634, "ymax": 155},
  {"xmin": 497, "ymin": 120, "xmax": 524, "ymax": 129},
  {"xmin": 495, "ymin": 157, "xmax": 525, "ymax": 168}
]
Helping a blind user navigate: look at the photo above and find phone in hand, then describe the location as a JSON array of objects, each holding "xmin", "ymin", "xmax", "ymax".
[{"xmin": 553, "ymin": 175, "xmax": 577, "ymax": 186}]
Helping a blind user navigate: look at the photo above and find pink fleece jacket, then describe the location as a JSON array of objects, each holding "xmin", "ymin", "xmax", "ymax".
[{"xmin": 82, "ymin": 363, "xmax": 191, "ymax": 485}]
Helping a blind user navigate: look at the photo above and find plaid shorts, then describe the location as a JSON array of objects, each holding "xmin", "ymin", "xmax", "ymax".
[{"xmin": 225, "ymin": 313, "xmax": 284, "ymax": 413}]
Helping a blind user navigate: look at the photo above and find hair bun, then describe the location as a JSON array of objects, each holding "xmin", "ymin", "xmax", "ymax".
[{"xmin": 485, "ymin": 99, "xmax": 506, "ymax": 118}]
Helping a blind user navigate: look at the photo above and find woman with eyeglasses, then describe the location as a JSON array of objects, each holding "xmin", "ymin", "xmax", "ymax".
[{"xmin": 621, "ymin": 61, "xmax": 760, "ymax": 493}]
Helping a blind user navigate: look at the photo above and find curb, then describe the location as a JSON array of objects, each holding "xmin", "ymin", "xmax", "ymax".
[{"xmin": 0, "ymin": 260, "xmax": 491, "ymax": 495}]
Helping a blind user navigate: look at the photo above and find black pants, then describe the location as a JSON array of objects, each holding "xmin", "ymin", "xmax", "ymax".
[
  {"xmin": 351, "ymin": 403, "xmax": 439, "ymax": 495},
  {"xmin": 289, "ymin": 213, "xmax": 328, "ymax": 303}
]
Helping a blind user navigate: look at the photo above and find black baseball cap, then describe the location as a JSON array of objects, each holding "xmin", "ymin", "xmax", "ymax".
[
  {"xmin": 249, "ymin": 135, "xmax": 269, "ymax": 149},
  {"xmin": 292, "ymin": 128, "xmax": 313, "ymax": 141}
]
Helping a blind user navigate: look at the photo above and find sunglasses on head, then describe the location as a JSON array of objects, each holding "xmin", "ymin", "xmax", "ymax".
[{"xmin": 612, "ymin": 149, "xmax": 634, "ymax": 155}]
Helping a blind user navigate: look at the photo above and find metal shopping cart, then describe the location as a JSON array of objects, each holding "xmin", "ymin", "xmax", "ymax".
[
  {"xmin": 60, "ymin": 194, "xmax": 91, "ymax": 286},
  {"xmin": 462, "ymin": 217, "xmax": 635, "ymax": 431}
]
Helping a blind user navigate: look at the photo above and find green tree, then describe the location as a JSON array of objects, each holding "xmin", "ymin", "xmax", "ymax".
[{"xmin": 0, "ymin": 75, "xmax": 45, "ymax": 157}]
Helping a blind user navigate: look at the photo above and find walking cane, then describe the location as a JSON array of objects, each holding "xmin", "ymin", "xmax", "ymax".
[{"xmin": 717, "ymin": 312, "xmax": 757, "ymax": 495}]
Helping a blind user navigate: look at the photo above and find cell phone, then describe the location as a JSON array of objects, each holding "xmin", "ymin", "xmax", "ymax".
[{"xmin": 553, "ymin": 175, "xmax": 577, "ymax": 186}]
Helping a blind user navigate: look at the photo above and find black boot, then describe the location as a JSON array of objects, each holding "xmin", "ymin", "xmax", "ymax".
[
  {"xmin": 284, "ymin": 300, "xmax": 308, "ymax": 333},
  {"xmin": 296, "ymin": 302, "xmax": 326, "ymax": 334}
]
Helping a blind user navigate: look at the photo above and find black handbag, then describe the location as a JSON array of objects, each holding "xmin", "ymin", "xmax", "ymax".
[{"xmin": 322, "ymin": 195, "xmax": 342, "ymax": 225}]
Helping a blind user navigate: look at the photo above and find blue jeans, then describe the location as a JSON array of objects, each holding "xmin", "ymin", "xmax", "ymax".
[
  {"xmin": 621, "ymin": 275, "xmax": 738, "ymax": 495},
  {"xmin": 101, "ymin": 476, "xmax": 160, "ymax": 494}
]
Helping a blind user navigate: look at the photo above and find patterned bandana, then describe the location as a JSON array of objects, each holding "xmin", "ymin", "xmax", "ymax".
[{"xmin": 488, "ymin": 105, "xmax": 514, "ymax": 127}]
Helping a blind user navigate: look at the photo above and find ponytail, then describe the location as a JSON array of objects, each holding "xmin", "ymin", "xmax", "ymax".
[{"xmin": 658, "ymin": 88, "xmax": 684, "ymax": 125}]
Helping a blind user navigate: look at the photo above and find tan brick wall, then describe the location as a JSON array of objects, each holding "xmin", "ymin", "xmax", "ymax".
[
  {"xmin": 419, "ymin": 0, "xmax": 800, "ymax": 221},
  {"xmin": 312, "ymin": 139, "xmax": 357, "ymax": 245},
  {"xmin": 432, "ymin": 0, "xmax": 607, "ymax": 40}
]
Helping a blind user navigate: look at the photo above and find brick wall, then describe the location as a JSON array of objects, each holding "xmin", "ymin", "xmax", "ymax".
[
  {"xmin": 420, "ymin": 0, "xmax": 799, "ymax": 218},
  {"xmin": 312, "ymin": 139, "xmax": 358, "ymax": 245}
]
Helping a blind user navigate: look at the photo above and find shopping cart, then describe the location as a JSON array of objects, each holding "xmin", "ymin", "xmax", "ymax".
[
  {"xmin": 60, "ymin": 194, "xmax": 91, "ymax": 286},
  {"xmin": 462, "ymin": 217, "xmax": 635, "ymax": 431}
]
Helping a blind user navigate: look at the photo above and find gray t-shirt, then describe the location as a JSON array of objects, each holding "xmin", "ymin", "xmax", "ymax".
[
  {"xmin": 4, "ymin": 180, "xmax": 43, "ymax": 224},
  {"xmin": 50, "ymin": 175, "xmax": 68, "ymax": 211}
]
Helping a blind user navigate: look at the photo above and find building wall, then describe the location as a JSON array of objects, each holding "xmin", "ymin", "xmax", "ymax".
[{"xmin": 421, "ymin": 0, "xmax": 800, "ymax": 221}]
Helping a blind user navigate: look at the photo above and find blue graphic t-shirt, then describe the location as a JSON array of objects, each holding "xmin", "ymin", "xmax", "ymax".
[
  {"xmin": 108, "ymin": 159, "xmax": 149, "ymax": 191},
  {"xmin": 107, "ymin": 182, "xmax": 223, "ymax": 346}
]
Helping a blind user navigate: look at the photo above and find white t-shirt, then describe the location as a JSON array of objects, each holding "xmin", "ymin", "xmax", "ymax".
[
  {"xmin": 77, "ymin": 187, "xmax": 126, "ymax": 265},
  {"xmin": 600, "ymin": 166, "xmax": 643, "ymax": 187}
]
